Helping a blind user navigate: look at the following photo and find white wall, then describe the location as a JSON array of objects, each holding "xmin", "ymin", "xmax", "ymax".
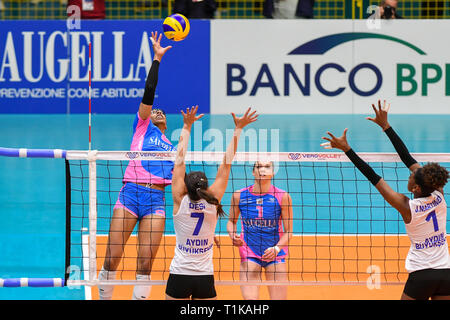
[{"xmin": 211, "ymin": 20, "xmax": 450, "ymax": 114}]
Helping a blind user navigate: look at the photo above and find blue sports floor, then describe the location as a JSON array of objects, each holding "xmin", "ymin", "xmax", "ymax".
[{"xmin": 1, "ymin": 113, "xmax": 449, "ymax": 300}]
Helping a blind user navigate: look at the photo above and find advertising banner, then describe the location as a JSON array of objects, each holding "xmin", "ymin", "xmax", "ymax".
[
  {"xmin": 0, "ymin": 20, "xmax": 210, "ymax": 114},
  {"xmin": 1, "ymin": 20, "xmax": 449, "ymax": 114},
  {"xmin": 211, "ymin": 20, "xmax": 450, "ymax": 114}
]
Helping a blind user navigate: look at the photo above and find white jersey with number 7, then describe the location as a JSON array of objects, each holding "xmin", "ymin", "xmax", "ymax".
[{"xmin": 169, "ymin": 195, "xmax": 218, "ymax": 276}]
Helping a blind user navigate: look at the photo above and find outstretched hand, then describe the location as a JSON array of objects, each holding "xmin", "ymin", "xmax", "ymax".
[
  {"xmin": 150, "ymin": 31, "xmax": 172, "ymax": 62},
  {"xmin": 366, "ymin": 99, "xmax": 391, "ymax": 131},
  {"xmin": 321, "ymin": 128, "xmax": 351, "ymax": 152},
  {"xmin": 181, "ymin": 105, "xmax": 204, "ymax": 127},
  {"xmin": 231, "ymin": 107, "xmax": 258, "ymax": 129}
]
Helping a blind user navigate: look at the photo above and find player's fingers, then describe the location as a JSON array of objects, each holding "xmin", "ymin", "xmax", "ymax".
[
  {"xmin": 244, "ymin": 107, "xmax": 252, "ymax": 117},
  {"xmin": 371, "ymin": 104, "xmax": 378, "ymax": 114},
  {"xmin": 327, "ymin": 131, "xmax": 336, "ymax": 139},
  {"xmin": 343, "ymin": 128, "xmax": 348, "ymax": 137},
  {"xmin": 320, "ymin": 142, "xmax": 332, "ymax": 149},
  {"xmin": 248, "ymin": 109, "xmax": 257, "ymax": 117},
  {"xmin": 249, "ymin": 113, "xmax": 259, "ymax": 121}
]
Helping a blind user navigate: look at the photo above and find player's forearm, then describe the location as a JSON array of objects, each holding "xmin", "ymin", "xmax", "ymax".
[
  {"xmin": 226, "ymin": 220, "xmax": 237, "ymax": 237},
  {"xmin": 223, "ymin": 128, "xmax": 242, "ymax": 166},
  {"xmin": 174, "ymin": 124, "xmax": 192, "ymax": 165},
  {"xmin": 275, "ymin": 237, "xmax": 290, "ymax": 250},
  {"xmin": 141, "ymin": 60, "xmax": 160, "ymax": 106},
  {"xmin": 345, "ymin": 149, "xmax": 382, "ymax": 186},
  {"xmin": 384, "ymin": 127, "xmax": 418, "ymax": 169},
  {"xmin": 276, "ymin": 226, "xmax": 293, "ymax": 249}
]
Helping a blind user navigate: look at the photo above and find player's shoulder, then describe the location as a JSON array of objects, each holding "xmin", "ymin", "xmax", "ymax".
[
  {"xmin": 271, "ymin": 185, "xmax": 287, "ymax": 193},
  {"xmin": 434, "ymin": 189, "xmax": 445, "ymax": 199},
  {"xmin": 270, "ymin": 186, "xmax": 293, "ymax": 204},
  {"xmin": 271, "ymin": 185, "xmax": 290, "ymax": 197},
  {"xmin": 236, "ymin": 185, "xmax": 252, "ymax": 194},
  {"xmin": 135, "ymin": 110, "xmax": 153, "ymax": 127}
]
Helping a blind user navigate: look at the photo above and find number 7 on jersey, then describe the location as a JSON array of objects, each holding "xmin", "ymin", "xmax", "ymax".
[{"xmin": 190, "ymin": 212, "xmax": 205, "ymax": 236}]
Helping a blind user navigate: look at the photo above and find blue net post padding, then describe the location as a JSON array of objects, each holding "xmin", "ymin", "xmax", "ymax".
[
  {"xmin": 0, "ymin": 278, "xmax": 65, "ymax": 287},
  {"xmin": 0, "ymin": 147, "xmax": 66, "ymax": 158}
]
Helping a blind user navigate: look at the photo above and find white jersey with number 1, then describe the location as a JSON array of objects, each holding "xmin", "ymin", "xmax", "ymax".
[
  {"xmin": 169, "ymin": 195, "xmax": 218, "ymax": 276},
  {"xmin": 405, "ymin": 190, "xmax": 450, "ymax": 273}
]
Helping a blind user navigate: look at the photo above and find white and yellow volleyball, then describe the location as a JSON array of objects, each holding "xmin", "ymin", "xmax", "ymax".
[{"xmin": 162, "ymin": 13, "xmax": 190, "ymax": 42}]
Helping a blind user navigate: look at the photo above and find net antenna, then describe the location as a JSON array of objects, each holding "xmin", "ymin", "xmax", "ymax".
[
  {"xmin": 88, "ymin": 40, "xmax": 92, "ymax": 151},
  {"xmin": 87, "ymin": 39, "xmax": 98, "ymax": 285}
]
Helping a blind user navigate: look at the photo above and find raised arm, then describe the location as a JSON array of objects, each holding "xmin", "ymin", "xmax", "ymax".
[
  {"xmin": 321, "ymin": 128, "xmax": 412, "ymax": 224},
  {"xmin": 172, "ymin": 106, "xmax": 204, "ymax": 209},
  {"xmin": 367, "ymin": 100, "xmax": 421, "ymax": 172},
  {"xmin": 139, "ymin": 32, "xmax": 172, "ymax": 120},
  {"xmin": 208, "ymin": 108, "xmax": 258, "ymax": 202}
]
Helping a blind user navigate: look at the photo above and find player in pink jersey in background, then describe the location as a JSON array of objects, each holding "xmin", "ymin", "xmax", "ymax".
[{"xmin": 227, "ymin": 161, "xmax": 293, "ymax": 300}]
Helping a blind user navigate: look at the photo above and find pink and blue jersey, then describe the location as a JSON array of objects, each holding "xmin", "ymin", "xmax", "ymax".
[
  {"xmin": 123, "ymin": 112, "xmax": 175, "ymax": 185},
  {"xmin": 238, "ymin": 185, "xmax": 287, "ymax": 262}
]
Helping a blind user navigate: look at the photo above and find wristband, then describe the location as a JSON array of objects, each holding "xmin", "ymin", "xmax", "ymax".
[{"xmin": 274, "ymin": 246, "xmax": 280, "ymax": 254}]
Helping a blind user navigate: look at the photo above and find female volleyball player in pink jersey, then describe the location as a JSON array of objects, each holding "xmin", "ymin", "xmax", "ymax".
[
  {"xmin": 165, "ymin": 106, "xmax": 258, "ymax": 300},
  {"xmin": 322, "ymin": 100, "xmax": 450, "ymax": 300},
  {"xmin": 227, "ymin": 161, "xmax": 293, "ymax": 300},
  {"xmin": 98, "ymin": 31, "xmax": 174, "ymax": 300}
]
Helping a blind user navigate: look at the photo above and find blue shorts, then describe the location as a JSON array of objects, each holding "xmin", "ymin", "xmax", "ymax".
[
  {"xmin": 246, "ymin": 257, "xmax": 286, "ymax": 268},
  {"xmin": 114, "ymin": 182, "xmax": 165, "ymax": 220}
]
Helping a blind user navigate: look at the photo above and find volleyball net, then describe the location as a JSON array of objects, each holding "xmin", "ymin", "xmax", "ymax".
[{"xmin": 1, "ymin": 147, "xmax": 450, "ymax": 287}]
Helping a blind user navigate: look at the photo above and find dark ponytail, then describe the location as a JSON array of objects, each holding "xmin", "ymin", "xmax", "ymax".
[
  {"xmin": 184, "ymin": 171, "xmax": 226, "ymax": 217},
  {"xmin": 197, "ymin": 188, "xmax": 226, "ymax": 218}
]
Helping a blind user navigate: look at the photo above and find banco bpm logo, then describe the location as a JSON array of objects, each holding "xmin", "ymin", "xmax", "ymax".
[
  {"xmin": 227, "ymin": 32, "xmax": 450, "ymax": 98},
  {"xmin": 287, "ymin": 32, "xmax": 426, "ymax": 55}
]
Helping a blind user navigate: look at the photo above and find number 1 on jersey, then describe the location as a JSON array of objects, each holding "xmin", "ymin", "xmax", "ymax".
[
  {"xmin": 426, "ymin": 210, "xmax": 439, "ymax": 232},
  {"xmin": 191, "ymin": 212, "xmax": 205, "ymax": 236}
]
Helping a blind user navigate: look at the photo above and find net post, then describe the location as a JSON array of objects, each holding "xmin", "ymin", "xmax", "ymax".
[{"xmin": 88, "ymin": 150, "xmax": 98, "ymax": 283}]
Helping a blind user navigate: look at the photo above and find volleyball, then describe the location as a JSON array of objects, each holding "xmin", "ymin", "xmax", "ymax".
[{"xmin": 162, "ymin": 13, "xmax": 190, "ymax": 41}]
